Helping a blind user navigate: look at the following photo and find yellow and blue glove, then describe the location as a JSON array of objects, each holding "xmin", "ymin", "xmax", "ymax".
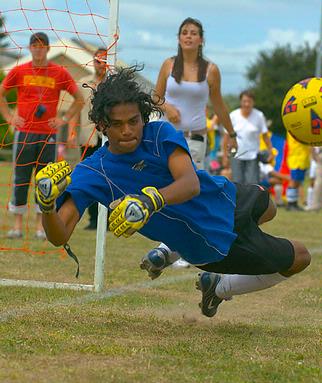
[
  {"xmin": 109, "ymin": 187, "xmax": 165, "ymax": 238},
  {"xmin": 35, "ymin": 160, "xmax": 72, "ymax": 214}
]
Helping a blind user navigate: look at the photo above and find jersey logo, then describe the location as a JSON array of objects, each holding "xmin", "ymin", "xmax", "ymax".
[
  {"xmin": 23, "ymin": 75, "xmax": 56, "ymax": 89},
  {"xmin": 38, "ymin": 178, "xmax": 52, "ymax": 199},
  {"xmin": 207, "ymin": 297, "xmax": 219, "ymax": 310},
  {"xmin": 132, "ymin": 160, "xmax": 146, "ymax": 171}
]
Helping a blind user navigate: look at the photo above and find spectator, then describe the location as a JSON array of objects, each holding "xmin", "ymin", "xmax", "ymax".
[
  {"xmin": 154, "ymin": 17, "xmax": 237, "ymax": 170},
  {"xmin": 0, "ymin": 32, "xmax": 84, "ymax": 239},
  {"xmin": 258, "ymin": 150, "xmax": 290, "ymax": 205},
  {"xmin": 305, "ymin": 155, "xmax": 317, "ymax": 209},
  {"xmin": 150, "ymin": 17, "xmax": 238, "ymax": 268},
  {"xmin": 307, "ymin": 147, "xmax": 322, "ymax": 211},
  {"xmin": 223, "ymin": 90, "xmax": 273, "ymax": 184},
  {"xmin": 71, "ymin": 48, "xmax": 107, "ymax": 230},
  {"xmin": 285, "ymin": 133, "xmax": 310, "ymax": 211}
]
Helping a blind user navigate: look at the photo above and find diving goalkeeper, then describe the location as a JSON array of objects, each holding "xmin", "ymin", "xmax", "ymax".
[{"xmin": 35, "ymin": 65, "xmax": 310, "ymax": 318}]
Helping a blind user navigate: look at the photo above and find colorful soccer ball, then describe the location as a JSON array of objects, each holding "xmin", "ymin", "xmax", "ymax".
[{"xmin": 281, "ymin": 77, "xmax": 322, "ymax": 146}]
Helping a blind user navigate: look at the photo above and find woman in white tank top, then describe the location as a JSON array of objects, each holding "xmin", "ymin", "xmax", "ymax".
[
  {"xmin": 144, "ymin": 18, "xmax": 238, "ymax": 270},
  {"xmin": 154, "ymin": 17, "xmax": 238, "ymax": 170}
]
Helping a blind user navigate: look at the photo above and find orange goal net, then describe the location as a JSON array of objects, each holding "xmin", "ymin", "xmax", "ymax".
[{"xmin": 0, "ymin": 0, "xmax": 119, "ymax": 291}]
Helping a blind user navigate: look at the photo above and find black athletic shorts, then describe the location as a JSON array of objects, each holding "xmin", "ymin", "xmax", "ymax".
[{"xmin": 199, "ymin": 183, "xmax": 295, "ymax": 275}]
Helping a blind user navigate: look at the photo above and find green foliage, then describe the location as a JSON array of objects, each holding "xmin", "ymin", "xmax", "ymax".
[
  {"xmin": 0, "ymin": 15, "xmax": 8, "ymax": 48},
  {"xmin": 0, "ymin": 15, "xmax": 13, "ymax": 151},
  {"xmin": 246, "ymin": 44, "xmax": 316, "ymax": 136},
  {"xmin": 223, "ymin": 93, "xmax": 240, "ymax": 111}
]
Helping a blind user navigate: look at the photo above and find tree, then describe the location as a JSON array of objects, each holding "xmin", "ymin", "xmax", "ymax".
[
  {"xmin": 0, "ymin": 15, "xmax": 12, "ymax": 153},
  {"xmin": 246, "ymin": 44, "xmax": 316, "ymax": 135},
  {"xmin": 0, "ymin": 71, "xmax": 15, "ymax": 152},
  {"xmin": 0, "ymin": 15, "xmax": 8, "ymax": 48}
]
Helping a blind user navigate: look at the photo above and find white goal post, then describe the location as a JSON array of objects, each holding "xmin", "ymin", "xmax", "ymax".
[
  {"xmin": 0, "ymin": 0, "xmax": 120, "ymax": 292},
  {"xmin": 94, "ymin": 0, "xmax": 120, "ymax": 292}
]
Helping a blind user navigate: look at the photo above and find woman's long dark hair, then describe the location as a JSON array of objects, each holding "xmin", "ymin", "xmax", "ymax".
[{"xmin": 172, "ymin": 17, "xmax": 208, "ymax": 84}]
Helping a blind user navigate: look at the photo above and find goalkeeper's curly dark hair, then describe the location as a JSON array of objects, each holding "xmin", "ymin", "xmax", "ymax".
[{"xmin": 89, "ymin": 64, "xmax": 163, "ymax": 132}]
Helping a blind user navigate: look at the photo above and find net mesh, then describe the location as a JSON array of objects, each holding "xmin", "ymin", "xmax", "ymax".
[{"xmin": 0, "ymin": 1, "xmax": 116, "ymax": 266}]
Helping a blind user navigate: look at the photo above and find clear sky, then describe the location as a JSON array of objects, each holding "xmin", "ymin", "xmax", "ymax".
[{"xmin": 1, "ymin": 0, "xmax": 321, "ymax": 94}]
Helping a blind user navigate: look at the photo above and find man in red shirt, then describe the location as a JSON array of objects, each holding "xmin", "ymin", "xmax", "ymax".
[{"xmin": 0, "ymin": 32, "xmax": 84, "ymax": 239}]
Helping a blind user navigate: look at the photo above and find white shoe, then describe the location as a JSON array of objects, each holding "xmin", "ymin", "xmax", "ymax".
[
  {"xmin": 171, "ymin": 258, "xmax": 190, "ymax": 269},
  {"xmin": 35, "ymin": 230, "xmax": 46, "ymax": 240},
  {"xmin": 7, "ymin": 229, "xmax": 23, "ymax": 239}
]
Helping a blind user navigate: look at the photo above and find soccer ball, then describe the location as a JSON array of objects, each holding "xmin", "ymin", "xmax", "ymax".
[{"xmin": 281, "ymin": 77, "xmax": 322, "ymax": 146}]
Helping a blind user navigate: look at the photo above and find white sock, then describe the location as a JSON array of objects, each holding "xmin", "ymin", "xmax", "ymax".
[
  {"xmin": 215, "ymin": 273, "xmax": 288, "ymax": 299},
  {"xmin": 306, "ymin": 186, "xmax": 314, "ymax": 208},
  {"xmin": 158, "ymin": 243, "xmax": 171, "ymax": 252},
  {"xmin": 157, "ymin": 243, "xmax": 180, "ymax": 264}
]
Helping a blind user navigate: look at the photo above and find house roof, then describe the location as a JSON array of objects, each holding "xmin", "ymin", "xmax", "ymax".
[{"xmin": 2, "ymin": 38, "xmax": 154, "ymax": 90}]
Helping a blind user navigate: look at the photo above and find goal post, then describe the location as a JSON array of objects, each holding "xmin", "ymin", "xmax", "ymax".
[
  {"xmin": 0, "ymin": 0, "xmax": 120, "ymax": 292},
  {"xmin": 94, "ymin": 0, "xmax": 119, "ymax": 292}
]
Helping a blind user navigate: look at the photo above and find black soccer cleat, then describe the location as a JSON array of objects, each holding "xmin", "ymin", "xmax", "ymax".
[{"xmin": 196, "ymin": 272, "xmax": 223, "ymax": 317}]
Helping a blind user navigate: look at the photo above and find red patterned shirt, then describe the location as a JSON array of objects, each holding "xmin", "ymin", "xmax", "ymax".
[{"xmin": 2, "ymin": 61, "xmax": 78, "ymax": 134}]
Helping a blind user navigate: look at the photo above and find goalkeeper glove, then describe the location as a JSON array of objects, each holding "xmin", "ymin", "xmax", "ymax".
[
  {"xmin": 109, "ymin": 186, "xmax": 165, "ymax": 238},
  {"xmin": 35, "ymin": 160, "xmax": 72, "ymax": 214}
]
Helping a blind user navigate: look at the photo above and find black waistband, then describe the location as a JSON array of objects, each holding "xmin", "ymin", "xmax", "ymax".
[{"xmin": 190, "ymin": 133, "xmax": 204, "ymax": 142}]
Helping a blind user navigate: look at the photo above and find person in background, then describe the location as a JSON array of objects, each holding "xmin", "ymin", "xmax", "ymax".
[
  {"xmin": 148, "ymin": 17, "xmax": 238, "ymax": 268},
  {"xmin": 305, "ymin": 156, "xmax": 317, "ymax": 209},
  {"xmin": 258, "ymin": 150, "xmax": 290, "ymax": 203},
  {"xmin": 285, "ymin": 132, "xmax": 310, "ymax": 211},
  {"xmin": 0, "ymin": 32, "xmax": 84, "ymax": 239},
  {"xmin": 70, "ymin": 48, "xmax": 107, "ymax": 230},
  {"xmin": 0, "ymin": 33, "xmax": 84, "ymax": 239},
  {"xmin": 305, "ymin": 147, "xmax": 322, "ymax": 211},
  {"xmin": 223, "ymin": 90, "xmax": 273, "ymax": 184},
  {"xmin": 206, "ymin": 111, "xmax": 223, "ymax": 174}
]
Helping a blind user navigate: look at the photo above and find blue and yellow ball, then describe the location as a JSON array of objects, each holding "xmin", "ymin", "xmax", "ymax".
[{"xmin": 281, "ymin": 77, "xmax": 322, "ymax": 146}]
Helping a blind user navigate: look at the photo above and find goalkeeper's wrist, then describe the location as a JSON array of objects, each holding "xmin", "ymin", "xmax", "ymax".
[
  {"xmin": 141, "ymin": 187, "xmax": 165, "ymax": 212},
  {"xmin": 38, "ymin": 200, "xmax": 56, "ymax": 214}
]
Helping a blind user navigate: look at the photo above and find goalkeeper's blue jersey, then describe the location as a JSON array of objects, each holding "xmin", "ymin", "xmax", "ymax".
[{"xmin": 58, "ymin": 121, "xmax": 237, "ymax": 265}]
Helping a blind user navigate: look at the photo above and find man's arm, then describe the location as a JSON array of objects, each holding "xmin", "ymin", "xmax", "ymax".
[
  {"xmin": 0, "ymin": 84, "xmax": 25, "ymax": 129},
  {"xmin": 49, "ymin": 89, "xmax": 85, "ymax": 130},
  {"xmin": 42, "ymin": 197, "xmax": 80, "ymax": 246},
  {"xmin": 159, "ymin": 147, "xmax": 200, "ymax": 204},
  {"xmin": 35, "ymin": 161, "xmax": 80, "ymax": 246},
  {"xmin": 269, "ymin": 170, "xmax": 290, "ymax": 182},
  {"xmin": 66, "ymin": 111, "xmax": 80, "ymax": 148},
  {"xmin": 64, "ymin": 89, "xmax": 85, "ymax": 122},
  {"xmin": 262, "ymin": 132, "xmax": 274, "ymax": 162},
  {"xmin": 108, "ymin": 147, "xmax": 200, "ymax": 238},
  {"xmin": 0, "ymin": 84, "xmax": 12, "ymax": 122}
]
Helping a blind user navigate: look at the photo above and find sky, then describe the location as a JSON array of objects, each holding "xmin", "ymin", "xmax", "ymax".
[{"xmin": 1, "ymin": 0, "xmax": 321, "ymax": 94}]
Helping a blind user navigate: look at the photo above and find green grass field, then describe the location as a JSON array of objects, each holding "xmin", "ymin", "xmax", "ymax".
[{"xmin": 0, "ymin": 161, "xmax": 321, "ymax": 382}]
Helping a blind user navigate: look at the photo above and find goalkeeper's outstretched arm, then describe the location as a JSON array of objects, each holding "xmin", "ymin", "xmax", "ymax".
[
  {"xmin": 35, "ymin": 161, "xmax": 80, "ymax": 246},
  {"xmin": 42, "ymin": 198, "xmax": 80, "ymax": 246}
]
